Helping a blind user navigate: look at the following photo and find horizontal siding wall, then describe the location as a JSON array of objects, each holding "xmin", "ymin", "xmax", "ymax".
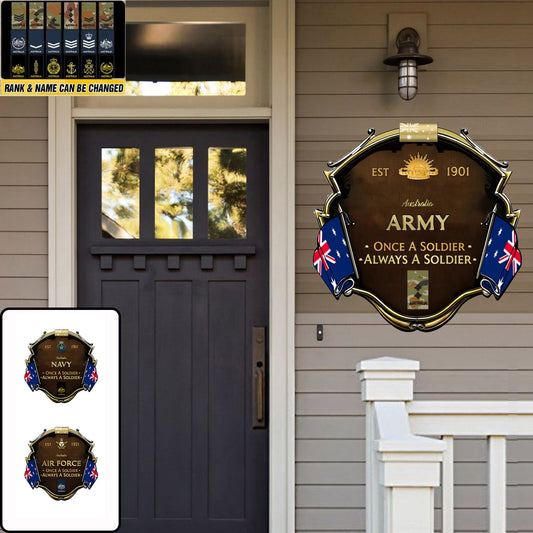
[
  {"xmin": 295, "ymin": 2, "xmax": 533, "ymax": 533},
  {"xmin": 0, "ymin": 97, "xmax": 48, "ymax": 309},
  {"xmin": 295, "ymin": 313, "xmax": 533, "ymax": 533}
]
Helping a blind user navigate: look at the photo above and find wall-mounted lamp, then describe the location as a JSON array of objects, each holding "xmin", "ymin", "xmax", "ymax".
[{"xmin": 383, "ymin": 27, "xmax": 433, "ymax": 101}]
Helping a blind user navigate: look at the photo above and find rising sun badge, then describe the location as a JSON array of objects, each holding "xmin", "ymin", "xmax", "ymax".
[{"xmin": 399, "ymin": 153, "xmax": 438, "ymax": 181}]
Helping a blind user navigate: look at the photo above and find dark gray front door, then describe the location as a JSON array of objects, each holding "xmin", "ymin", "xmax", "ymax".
[{"xmin": 77, "ymin": 123, "xmax": 269, "ymax": 533}]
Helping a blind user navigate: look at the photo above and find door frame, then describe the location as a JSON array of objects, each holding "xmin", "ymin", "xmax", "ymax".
[{"xmin": 47, "ymin": 1, "xmax": 295, "ymax": 533}]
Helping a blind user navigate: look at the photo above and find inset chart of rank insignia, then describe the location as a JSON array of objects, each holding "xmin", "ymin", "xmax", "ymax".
[{"xmin": 0, "ymin": 0, "xmax": 125, "ymax": 95}]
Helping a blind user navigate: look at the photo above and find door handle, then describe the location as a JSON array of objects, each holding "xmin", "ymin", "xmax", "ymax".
[
  {"xmin": 252, "ymin": 327, "xmax": 266, "ymax": 429},
  {"xmin": 254, "ymin": 367, "xmax": 264, "ymax": 423}
]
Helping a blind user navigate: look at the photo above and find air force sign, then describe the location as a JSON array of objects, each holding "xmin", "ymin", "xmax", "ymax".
[
  {"xmin": 24, "ymin": 427, "xmax": 98, "ymax": 501},
  {"xmin": 313, "ymin": 124, "xmax": 522, "ymax": 331}
]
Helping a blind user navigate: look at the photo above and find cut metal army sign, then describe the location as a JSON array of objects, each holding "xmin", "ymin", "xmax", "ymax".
[
  {"xmin": 24, "ymin": 329, "xmax": 98, "ymax": 402},
  {"xmin": 24, "ymin": 427, "xmax": 98, "ymax": 500},
  {"xmin": 313, "ymin": 124, "xmax": 522, "ymax": 331}
]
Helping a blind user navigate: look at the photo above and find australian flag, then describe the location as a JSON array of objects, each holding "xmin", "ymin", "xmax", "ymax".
[
  {"xmin": 82, "ymin": 361, "xmax": 98, "ymax": 391},
  {"xmin": 24, "ymin": 361, "xmax": 39, "ymax": 391},
  {"xmin": 313, "ymin": 214, "xmax": 356, "ymax": 298},
  {"xmin": 83, "ymin": 459, "xmax": 98, "ymax": 489},
  {"xmin": 24, "ymin": 459, "xmax": 39, "ymax": 488},
  {"xmin": 479, "ymin": 214, "xmax": 522, "ymax": 299}
]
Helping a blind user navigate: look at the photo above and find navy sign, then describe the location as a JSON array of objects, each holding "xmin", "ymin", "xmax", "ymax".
[
  {"xmin": 313, "ymin": 124, "xmax": 522, "ymax": 331},
  {"xmin": 24, "ymin": 330, "xmax": 98, "ymax": 402}
]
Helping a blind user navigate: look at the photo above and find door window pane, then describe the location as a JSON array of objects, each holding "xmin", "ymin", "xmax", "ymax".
[
  {"xmin": 125, "ymin": 81, "xmax": 245, "ymax": 97},
  {"xmin": 101, "ymin": 148, "xmax": 140, "ymax": 239},
  {"xmin": 155, "ymin": 148, "xmax": 194, "ymax": 239},
  {"xmin": 208, "ymin": 148, "xmax": 247, "ymax": 239}
]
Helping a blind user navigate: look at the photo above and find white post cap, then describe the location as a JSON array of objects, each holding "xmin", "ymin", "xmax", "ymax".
[{"xmin": 356, "ymin": 357, "xmax": 420, "ymax": 402}]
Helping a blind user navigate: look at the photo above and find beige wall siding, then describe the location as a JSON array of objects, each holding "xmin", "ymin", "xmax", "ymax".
[
  {"xmin": 0, "ymin": 98, "xmax": 48, "ymax": 309},
  {"xmin": 295, "ymin": 1, "xmax": 533, "ymax": 532},
  {"xmin": 295, "ymin": 313, "xmax": 533, "ymax": 533}
]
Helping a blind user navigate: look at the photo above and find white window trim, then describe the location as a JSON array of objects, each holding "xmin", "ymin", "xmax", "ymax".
[{"xmin": 48, "ymin": 1, "xmax": 295, "ymax": 532}]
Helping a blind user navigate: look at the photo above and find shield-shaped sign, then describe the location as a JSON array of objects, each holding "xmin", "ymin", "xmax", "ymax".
[
  {"xmin": 313, "ymin": 124, "xmax": 522, "ymax": 331},
  {"xmin": 24, "ymin": 330, "xmax": 98, "ymax": 402},
  {"xmin": 24, "ymin": 427, "xmax": 98, "ymax": 500}
]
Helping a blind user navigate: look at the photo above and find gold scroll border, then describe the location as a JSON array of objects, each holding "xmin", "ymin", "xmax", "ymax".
[
  {"xmin": 26, "ymin": 427, "xmax": 97, "ymax": 501},
  {"xmin": 314, "ymin": 126, "xmax": 521, "ymax": 332},
  {"xmin": 26, "ymin": 330, "xmax": 97, "ymax": 403}
]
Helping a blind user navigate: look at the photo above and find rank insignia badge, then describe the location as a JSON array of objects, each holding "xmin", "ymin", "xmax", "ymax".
[
  {"xmin": 25, "ymin": 427, "xmax": 98, "ymax": 500},
  {"xmin": 83, "ymin": 57, "xmax": 95, "ymax": 76},
  {"xmin": 24, "ymin": 329, "xmax": 98, "ymax": 402},
  {"xmin": 46, "ymin": 56, "xmax": 61, "ymax": 75},
  {"xmin": 99, "ymin": 60, "xmax": 113, "ymax": 76},
  {"xmin": 66, "ymin": 60, "xmax": 77, "ymax": 76},
  {"xmin": 11, "ymin": 62, "xmax": 25, "ymax": 76},
  {"xmin": 407, "ymin": 270, "xmax": 429, "ymax": 310},
  {"xmin": 11, "ymin": 2, "xmax": 27, "ymax": 29}
]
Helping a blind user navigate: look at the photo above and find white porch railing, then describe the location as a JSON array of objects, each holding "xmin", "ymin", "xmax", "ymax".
[{"xmin": 356, "ymin": 357, "xmax": 533, "ymax": 533}]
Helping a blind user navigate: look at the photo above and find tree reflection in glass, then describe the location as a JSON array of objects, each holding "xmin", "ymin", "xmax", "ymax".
[
  {"xmin": 208, "ymin": 148, "xmax": 247, "ymax": 239},
  {"xmin": 154, "ymin": 148, "xmax": 194, "ymax": 239},
  {"xmin": 125, "ymin": 81, "xmax": 246, "ymax": 97},
  {"xmin": 101, "ymin": 148, "xmax": 140, "ymax": 239}
]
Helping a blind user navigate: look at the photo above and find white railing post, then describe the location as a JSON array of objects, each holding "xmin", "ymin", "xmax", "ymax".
[
  {"xmin": 357, "ymin": 357, "xmax": 446, "ymax": 533},
  {"xmin": 488, "ymin": 436, "xmax": 506, "ymax": 533},
  {"xmin": 441, "ymin": 436, "xmax": 455, "ymax": 533}
]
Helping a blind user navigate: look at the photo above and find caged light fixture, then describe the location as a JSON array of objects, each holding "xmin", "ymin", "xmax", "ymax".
[{"xmin": 383, "ymin": 27, "xmax": 433, "ymax": 101}]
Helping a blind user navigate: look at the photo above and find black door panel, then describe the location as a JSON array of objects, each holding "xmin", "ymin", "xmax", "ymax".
[{"xmin": 77, "ymin": 123, "xmax": 269, "ymax": 533}]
